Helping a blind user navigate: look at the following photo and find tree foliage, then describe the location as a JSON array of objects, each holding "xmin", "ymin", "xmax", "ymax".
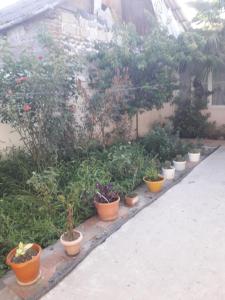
[{"xmin": 0, "ymin": 35, "xmax": 80, "ymax": 168}]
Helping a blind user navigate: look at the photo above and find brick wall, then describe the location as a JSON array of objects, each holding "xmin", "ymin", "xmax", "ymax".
[{"xmin": 0, "ymin": 5, "xmax": 114, "ymax": 150}]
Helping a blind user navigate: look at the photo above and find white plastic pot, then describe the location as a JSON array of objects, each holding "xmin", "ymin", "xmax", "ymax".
[
  {"xmin": 188, "ymin": 152, "xmax": 200, "ymax": 163},
  {"xmin": 60, "ymin": 230, "xmax": 83, "ymax": 256},
  {"xmin": 162, "ymin": 167, "xmax": 175, "ymax": 180},
  {"xmin": 173, "ymin": 160, "xmax": 186, "ymax": 171}
]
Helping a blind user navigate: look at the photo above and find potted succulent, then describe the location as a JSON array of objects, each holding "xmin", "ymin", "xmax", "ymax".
[
  {"xmin": 94, "ymin": 182, "xmax": 120, "ymax": 221},
  {"xmin": 58, "ymin": 182, "xmax": 83, "ymax": 256},
  {"xmin": 143, "ymin": 159, "xmax": 164, "ymax": 193},
  {"xmin": 173, "ymin": 155, "xmax": 187, "ymax": 171},
  {"xmin": 188, "ymin": 147, "xmax": 201, "ymax": 162},
  {"xmin": 6, "ymin": 242, "xmax": 42, "ymax": 286},
  {"xmin": 162, "ymin": 160, "xmax": 175, "ymax": 180},
  {"xmin": 125, "ymin": 192, "xmax": 139, "ymax": 207}
]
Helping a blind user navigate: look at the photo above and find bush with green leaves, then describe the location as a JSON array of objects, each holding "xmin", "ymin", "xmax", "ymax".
[
  {"xmin": 145, "ymin": 159, "xmax": 160, "ymax": 181},
  {"xmin": 87, "ymin": 24, "xmax": 178, "ymax": 140},
  {"xmin": 0, "ymin": 148, "xmax": 34, "ymax": 197},
  {"xmin": 76, "ymin": 158, "xmax": 111, "ymax": 202},
  {"xmin": 0, "ymin": 35, "xmax": 81, "ymax": 168},
  {"xmin": 107, "ymin": 143, "xmax": 147, "ymax": 193},
  {"xmin": 141, "ymin": 123, "xmax": 188, "ymax": 162}
]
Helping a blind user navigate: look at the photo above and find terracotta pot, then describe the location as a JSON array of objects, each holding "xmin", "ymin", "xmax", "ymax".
[
  {"xmin": 94, "ymin": 197, "xmax": 120, "ymax": 221},
  {"xmin": 143, "ymin": 176, "xmax": 164, "ymax": 193},
  {"xmin": 6, "ymin": 244, "xmax": 41, "ymax": 286},
  {"xmin": 60, "ymin": 230, "xmax": 83, "ymax": 256},
  {"xmin": 125, "ymin": 194, "xmax": 139, "ymax": 207},
  {"xmin": 162, "ymin": 167, "xmax": 175, "ymax": 180},
  {"xmin": 173, "ymin": 160, "xmax": 186, "ymax": 171},
  {"xmin": 188, "ymin": 152, "xmax": 200, "ymax": 162}
]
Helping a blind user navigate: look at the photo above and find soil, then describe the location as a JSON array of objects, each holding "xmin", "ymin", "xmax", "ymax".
[
  {"xmin": 96, "ymin": 197, "xmax": 119, "ymax": 204},
  {"xmin": 126, "ymin": 193, "xmax": 138, "ymax": 198},
  {"xmin": 152, "ymin": 177, "xmax": 163, "ymax": 182},
  {"xmin": 63, "ymin": 231, "xmax": 80, "ymax": 242},
  {"xmin": 12, "ymin": 248, "xmax": 38, "ymax": 264},
  {"xmin": 146, "ymin": 176, "xmax": 163, "ymax": 182}
]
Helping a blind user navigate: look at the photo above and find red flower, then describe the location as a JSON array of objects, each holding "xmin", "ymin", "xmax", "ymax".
[
  {"xmin": 23, "ymin": 104, "xmax": 31, "ymax": 112},
  {"xmin": 16, "ymin": 76, "xmax": 28, "ymax": 84},
  {"xmin": 38, "ymin": 55, "xmax": 43, "ymax": 60}
]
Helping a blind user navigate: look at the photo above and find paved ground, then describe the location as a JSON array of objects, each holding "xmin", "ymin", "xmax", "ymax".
[{"xmin": 42, "ymin": 147, "xmax": 225, "ymax": 300}]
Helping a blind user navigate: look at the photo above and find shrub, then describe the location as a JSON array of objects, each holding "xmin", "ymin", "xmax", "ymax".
[
  {"xmin": 0, "ymin": 35, "xmax": 80, "ymax": 168},
  {"xmin": 0, "ymin": 194, "xmax": 60, "ymax": 276},
  {"xmin": 141, "ymin": 123, "xmax": 188, "ymax": 161},
  {"xmin": 107, "ymin": 143, "xmax": 147, "ymax": 193},
  {"xmin": 76, "ymin": 158, "xmax": 111, "ymax": 202},
  {"xmin": 27, "ymin": 168, "xmax": 59, "ymax": 210},
  {"xmin": 172, "ymin": 97, "xmax": 212, "ymax": 138},
  {"xmin": 0, "ymin": 148, "xmax": 34, "ymax": 197},
  {"xmin": 145, "ymin": 159, "xmax": 159, "ymax": 181}
]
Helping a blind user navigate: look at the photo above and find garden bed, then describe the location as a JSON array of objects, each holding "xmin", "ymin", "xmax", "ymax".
[{"xmin": 0, "ymin": 145, "xmax": 217, "ymax": 300}]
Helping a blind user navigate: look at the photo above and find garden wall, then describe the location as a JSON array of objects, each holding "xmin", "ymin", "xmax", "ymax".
[
  {"xmin": 0, "ymin": 4, "xmax": 112, "ymax": 150},
  {"xmin": 0, "ymin": 2, "xmax": 176, "ymax": 150},
  {"xmin": 0, "ymin": 1, "xmax": 224, "ymax": 150}
]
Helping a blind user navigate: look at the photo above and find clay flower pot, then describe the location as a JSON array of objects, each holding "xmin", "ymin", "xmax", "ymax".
[
  {"xmin": 6, "ymin": 244, "xmax": 41, "ymax": 286},
  {"xmin": 162, "ymin": 166, "xmax": 175, "ymax": 180},
  {"xmin": 143, "ymin": 176, "xmax": 164, "ymax": 193},
  {"xmin": 60, "ymin": 230, "xmax": 83, "ymax": 256},
  {"xmin": 188, "ymin": 152, "xmax": 201, "ymax": 162},
  {"xmin": 125, "ymin": 193, "xmax": 139, "ymax": 207},
  {"xmin": 94, "ymin": 197, "xmax": 120, "ymax": 221}
]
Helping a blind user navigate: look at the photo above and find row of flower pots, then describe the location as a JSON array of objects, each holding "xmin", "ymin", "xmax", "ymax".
[
  {"xmin": 165, "ymin": 149, "xmax": 201, "ymax": 177},
  {"xmin": 6, "ymin": 149, "xmax": 201, "ymax": 286},
  {"xmin": 145, "ymin": 149, "xmax": 201, "ymax": 193}
]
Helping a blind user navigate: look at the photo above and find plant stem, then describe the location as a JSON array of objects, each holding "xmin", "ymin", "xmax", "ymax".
[{"xmin": 96, "ymin": 191, "xmax": 109, "ymax": 203}]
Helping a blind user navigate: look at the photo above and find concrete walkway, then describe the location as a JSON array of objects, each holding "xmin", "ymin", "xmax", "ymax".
[{"xmin": 42, "ymin": 147, "xmax": 225, "ymax": 300}]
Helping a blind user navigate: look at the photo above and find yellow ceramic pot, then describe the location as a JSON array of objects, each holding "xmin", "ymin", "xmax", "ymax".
[{"xmin": 143, "ymin": 176, "xmax": 164, "ymax": 193}]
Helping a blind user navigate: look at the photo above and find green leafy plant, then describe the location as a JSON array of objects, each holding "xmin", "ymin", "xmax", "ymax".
[
  {"xmin": 87, "ymin": 24, "xmax": 178, "ymax": 140},
  {"xmin": 189, "ymin": 147, "xmax": 201, "ymax": 154},
  {"xmin": 0, "ymin": 148, "xmax": 34, "ymax": 197},
  {"xmin": 0, "ymin": 35, "xmax": 81, "ymax": 168},
  {"xmin": 163, "ymin": 161, "xmax": 173, "ymax": 169},
  {"xmin": 11, "ymin": 242, "xmax": 38, "ymax": 264},
  {"xmin": 145, "ymin": 159, "xmax": 159, "ymax": 181},
  {"xmin": 126, "ymin": 192, "xmax": 138, "ymax": 198},
  {"xmin": 58, "ymin": 182, "xmax": 82, "ymax": 241},
  {"xmin": 174, "ymin": 155, "xmax": 186, "ymax": 162},
  {"xmin": 27, "ymin": 168, "xmax": 59, "ymax": 208},
  {"xmin": 107, "ymin": 143, "xmax": 146, "ymax": 193},
  {"xmin": 141, "ymin": 123, "xmax": 188, "ymax": 161},
  {"xmin": 76, "ymin": 158, "xmax": 111, "ymax": 202},
  {"xmin": 15, "ymin": 242, "xmax": 33, "ymax": 258}
]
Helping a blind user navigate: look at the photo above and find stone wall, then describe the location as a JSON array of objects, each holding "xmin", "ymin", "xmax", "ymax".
[
  {"xmin": 0, "ymin": 1, "xmax": 223, "ymax": 150},
  {"xmin": 0, "ymin": 3, "xmax": 114, "ymax": 150}
]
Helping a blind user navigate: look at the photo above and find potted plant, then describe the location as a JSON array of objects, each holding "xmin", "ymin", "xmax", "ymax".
[
  {"xmin": 173, "ymin": 155, "xmax": 186, "ymax": 171},
  {"xmin": 94, "ymin": 182, "xmax": 120, "ymax": 221},
  {"xmin": 143, "ymin": 159, "xmax": 164, "ymax": 193},
  {"xmin": 125, "ymin": 192, "xmax": 139, "ymax": 207},
  {"xmin": 188, "ymin": 147, "xmax": 201, "ymax": 162},
  {"xmin": 6, "ymin": 242, "xmax": 41, "ymax": 286},
  {"xmin": 58, "ymin": 182, "xmax": 83, "ymax": 256},
  {"xmin": 162, "ymin": 160, "xmax": 175, "ymax": 180}
]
